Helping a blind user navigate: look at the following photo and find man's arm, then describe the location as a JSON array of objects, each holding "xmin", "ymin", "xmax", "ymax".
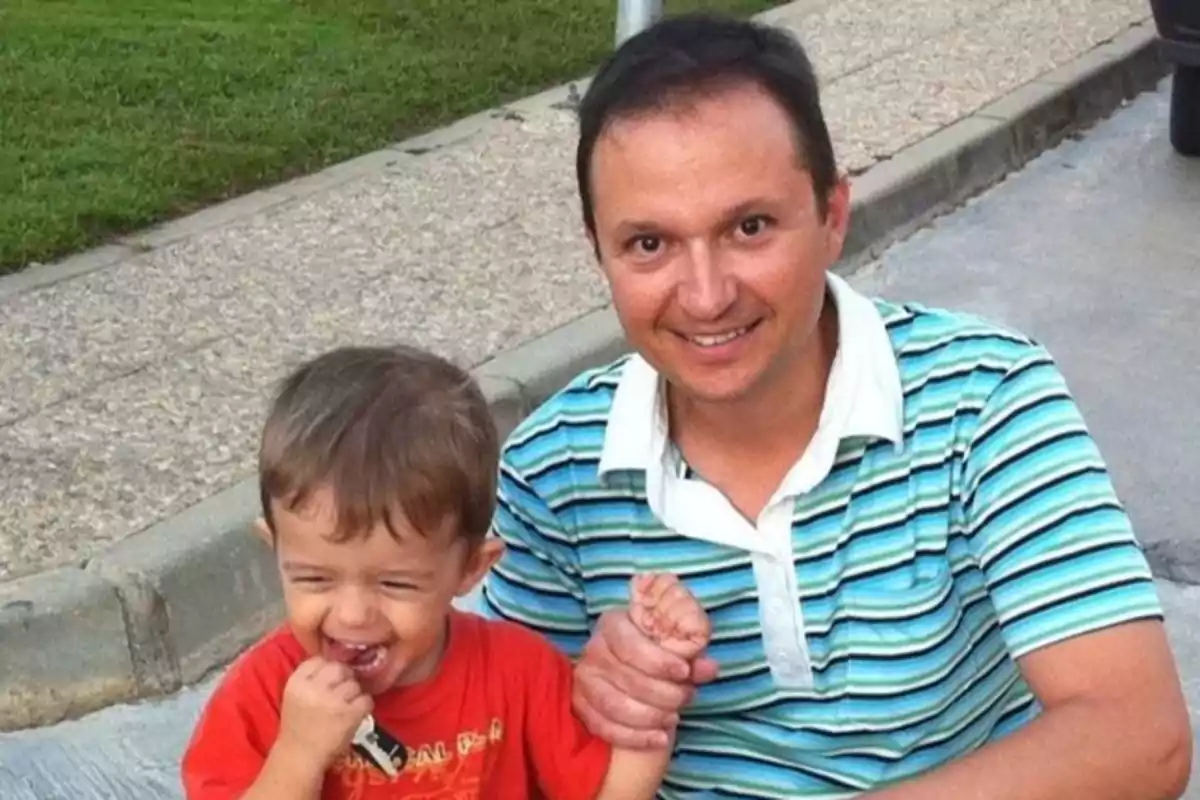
[
  {"xmin": 871, "ymin": 345, "xmax": 1191, "ymax": 799},
  {"xmin": 868, "ymin": 619, "xmax": 1190, "ymax": 800},
  {"xmin": 481, "ymin": 452, "xmax": 592, "ymax": 654}
]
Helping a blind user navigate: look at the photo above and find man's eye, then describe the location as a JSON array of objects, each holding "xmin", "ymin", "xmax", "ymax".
[
  {"xmin": 630, "ymin": 235, "xmax": 662, "ymax": 254},
  {"xmin": 292, "ymin": 576, "xmax": 330, "ymax": 585},
  {"xmin": 382, "ymin": 581, "xmax": 417, "ymax": 591},
  {"xmin": 737, "ymin": 215, "xmax": 770, "ymax": 237}
]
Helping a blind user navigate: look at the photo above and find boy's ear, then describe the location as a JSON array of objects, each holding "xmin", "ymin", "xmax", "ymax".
[
  {"xmin": 456, "ymin": 538, "xmax": 505, "ymax": 597},
  {"xmin": 252, "ymin": 517, "xmax": 273, "ymax": 547}
]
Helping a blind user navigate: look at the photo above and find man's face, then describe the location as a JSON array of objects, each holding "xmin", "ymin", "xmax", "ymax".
[
  {"xmin": 588, "ymin": 82, "xmax": 850, "ymax": 406},
  {"xmin": 262, "ymin": 488, "xmax": 500, "ymax": 695}
]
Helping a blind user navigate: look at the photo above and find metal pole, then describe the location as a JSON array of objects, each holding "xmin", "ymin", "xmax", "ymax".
[{"xmin": 615, "ymin": 0, "xmax": 663, "ymax": 47}]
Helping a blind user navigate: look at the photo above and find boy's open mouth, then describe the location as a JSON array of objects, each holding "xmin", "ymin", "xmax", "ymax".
[{"xmin": 325, "ymin": 637, "xmax": 390, "ymax": 678}]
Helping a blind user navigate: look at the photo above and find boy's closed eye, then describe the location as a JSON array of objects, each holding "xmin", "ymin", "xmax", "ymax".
[
  {"xmin": 378, "ymin": 568, "xmax": 437, "ymax": 592},
  {"xmin": 289, "ymin": 575, "xmax": 334, "ymax": 590}
]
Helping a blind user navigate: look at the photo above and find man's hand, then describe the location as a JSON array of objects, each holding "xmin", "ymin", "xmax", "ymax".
[
  {"xmin": 275, "ymin": 657, "xmax": 374, "ymax": 772},
  {"xmin": 573, "ymin": 580, "xmax": 720, "ymax": 750}
]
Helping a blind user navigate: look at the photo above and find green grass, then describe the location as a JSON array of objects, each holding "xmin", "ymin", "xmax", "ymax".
[{"xmin": 0, "ymin": 0, "xmax": 779, "ymax": 274}]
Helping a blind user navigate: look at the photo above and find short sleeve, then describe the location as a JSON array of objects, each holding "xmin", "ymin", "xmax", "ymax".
[
  {"xmin": 510, "ymin": 623, "xmax": 612, "ymax": 800},
  {"xmin": 181, "ymin": 649, "xmax": 286, "ymax": 799},
  {"xmin": 962, "ymin": 345, "xmax": 1163, "ymax": 660},
  {"xmin": 482, "ymin": 452, "xmax": 593, "ymax": 659}
]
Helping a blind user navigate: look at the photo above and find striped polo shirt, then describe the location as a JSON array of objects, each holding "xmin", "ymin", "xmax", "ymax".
[{"xmin": 481, "ymin": 274, "xmax": 1161, "ymax": 798}]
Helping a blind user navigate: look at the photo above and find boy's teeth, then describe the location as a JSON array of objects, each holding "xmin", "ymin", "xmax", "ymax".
[
  {"xmin": 331, "ymin": 638, "xmax": 374, "ymax": 650},
  {"xmin": 326, "ymin": 638, "xmax": 388, "ymax": 673}
]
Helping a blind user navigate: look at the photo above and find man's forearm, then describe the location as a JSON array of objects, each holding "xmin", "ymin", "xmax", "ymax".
[{"xmin": 867, "ymin": 699, "xmax": 1191, "ymax": 800}]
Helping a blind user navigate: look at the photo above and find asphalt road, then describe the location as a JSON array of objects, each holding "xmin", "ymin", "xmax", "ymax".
[
  {"xmin": 856, "ymin": 75, "xmax": 1200, "ymax": 578},
  {"xmin": 1, "ymin": 77, "xmax": 1197, "ymax": 799}
]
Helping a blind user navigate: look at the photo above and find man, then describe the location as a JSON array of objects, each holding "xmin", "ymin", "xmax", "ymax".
[{"xmin": 482, "ymin": 12, "xmax": 1192, "ymax": 798}]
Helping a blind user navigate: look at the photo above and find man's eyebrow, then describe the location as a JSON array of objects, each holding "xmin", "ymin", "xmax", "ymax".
[
  {"xmin": 612, "ymin": 219, "xmax": 661, "ymax": 235},
  {"xmin": 613, "ymin": 198, "xmax": 783, "ymax": 236},
  {"xmin": 718, "ymin": 198, "xmax": 782, "ymax": 225}
]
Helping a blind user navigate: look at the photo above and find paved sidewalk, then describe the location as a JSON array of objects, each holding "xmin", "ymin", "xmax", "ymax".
[{"xmin": 0, "ymin": 0, "xmax": 1153, "ymax": 583}]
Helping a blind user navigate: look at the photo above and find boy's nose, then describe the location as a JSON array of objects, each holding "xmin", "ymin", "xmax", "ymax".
[{"xmin": 333, "ymin": 587, "xmax": 376, "ymax": 627}]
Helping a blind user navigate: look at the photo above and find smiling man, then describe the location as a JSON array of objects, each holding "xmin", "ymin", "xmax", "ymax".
[{"xmin": 481, "ymin": 12, "xmax": 1192, "ymax": 800}]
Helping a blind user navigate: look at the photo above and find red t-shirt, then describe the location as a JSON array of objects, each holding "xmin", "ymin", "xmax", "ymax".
[{"xmin": 182, "ymin": 611, "xmax": 612, "ymax": 799}]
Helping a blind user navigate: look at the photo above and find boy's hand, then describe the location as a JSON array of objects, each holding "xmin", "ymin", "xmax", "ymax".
[
  {"xmin": 275, "ymin": 657, "xmax": 374, "ymax": 771},
  {"xmin": 628, "ymin": 573, "xmax": 711, "ymax": 661}
]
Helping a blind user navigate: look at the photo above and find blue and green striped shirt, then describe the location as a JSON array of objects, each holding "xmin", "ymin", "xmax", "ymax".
[{"xmin": 482, "ymin": 287, "xmax": 1161, "ymax": 798}]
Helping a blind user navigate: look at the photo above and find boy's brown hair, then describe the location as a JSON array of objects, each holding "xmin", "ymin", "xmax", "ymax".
[{"xmin": 258, "ymin": 344, "xmax": 498, "ymax": 544}]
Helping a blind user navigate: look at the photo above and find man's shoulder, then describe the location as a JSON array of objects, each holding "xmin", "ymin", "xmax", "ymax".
[
  {"xmin": 499, "ymin": 354, "xmax": 629, "ymax": 470},
  {"xmin": 872, "ymin": 296, "xmax": 1048, "ymax": 375}
]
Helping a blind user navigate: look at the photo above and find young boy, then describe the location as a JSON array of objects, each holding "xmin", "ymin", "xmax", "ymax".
[{"xmin": 181, "ymin": 344, "xmax": 710, "ymax": 799}]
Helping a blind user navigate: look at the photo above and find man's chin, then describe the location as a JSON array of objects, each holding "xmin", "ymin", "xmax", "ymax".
[{"xmin": 666, "ymin": 367, "xmax": 763, "ymax": 407}]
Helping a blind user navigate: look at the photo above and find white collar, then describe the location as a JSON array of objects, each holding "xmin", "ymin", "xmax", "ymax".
[{"xmin": 597, "ymin": 272, "xmax": 904, "ymax": 481}]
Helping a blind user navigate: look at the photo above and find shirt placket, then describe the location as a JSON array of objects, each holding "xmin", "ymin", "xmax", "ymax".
[
  {"xmin": 654, "ymin": 442, "xmax": 815, "ymax": 689},
  {"xmin": 754, "ymin": 500, "xmax": 813, "ymax": 689}
]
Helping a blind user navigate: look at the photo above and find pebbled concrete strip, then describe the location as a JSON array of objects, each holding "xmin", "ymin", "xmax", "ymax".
[{"xmin": 0, "ymin": 25, "xmax": 1171, "ymax": 732}]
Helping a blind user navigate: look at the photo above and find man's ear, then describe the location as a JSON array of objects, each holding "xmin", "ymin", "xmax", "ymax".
[
  {"xmin": 252, "ymin": 517, "xmax": 274, "ymax": 548},
  {"xmin": 823, "ymin": 175, "xmax": 852, "ymax": 256},
  {"xmin": 456, "ymin": 538, "xmax": 506, "ymax": 597},
  {"xmin": 584, "ymin": 226, "xmax": 604, "ymax": 265}
]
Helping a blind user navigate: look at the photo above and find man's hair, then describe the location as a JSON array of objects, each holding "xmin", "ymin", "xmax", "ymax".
[
  {"xmin": 258, "ymin": 344, "xmax": 498, "ymax": 544},
  {"xmin": 576, "ymin": 12, "xmax": 838, "ymax": 236}
]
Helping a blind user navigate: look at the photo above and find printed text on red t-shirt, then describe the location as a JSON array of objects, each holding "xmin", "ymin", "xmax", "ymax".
[{"xmin": 331, "ymin": 717, "xmax": 505, "ymax": 799}]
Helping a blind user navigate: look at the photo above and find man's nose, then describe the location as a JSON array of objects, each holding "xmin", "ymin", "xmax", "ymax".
[
  {"xmin": 333, "ymin": 586, "xmax": 376, "ymax": 628},
  {"xmin": 676, "ymin": 241, "xmax": 736, "ymax": 321}
]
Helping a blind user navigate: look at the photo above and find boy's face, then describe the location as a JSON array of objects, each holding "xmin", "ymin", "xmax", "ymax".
[{"xmin": 258, "ymin": 487, "xmax": 502, "ymax": 695}]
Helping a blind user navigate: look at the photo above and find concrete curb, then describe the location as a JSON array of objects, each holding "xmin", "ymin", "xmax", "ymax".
[{"xmin": 0, "ymin": 22, "xmax": 1168, "ymax": 732}]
